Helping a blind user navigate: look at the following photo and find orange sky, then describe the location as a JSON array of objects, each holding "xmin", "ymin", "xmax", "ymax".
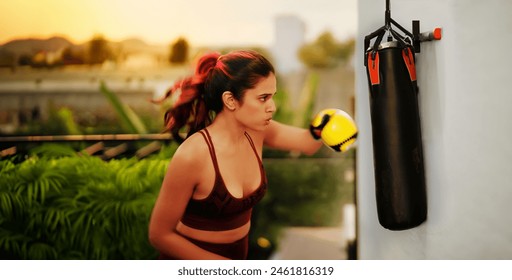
[{"xmin": 0, "ymin": 0, "xmax": 357, "ymax": 46}]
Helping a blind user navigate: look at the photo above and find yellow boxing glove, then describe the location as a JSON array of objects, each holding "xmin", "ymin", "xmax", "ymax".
[{"xmin": 310, "ymin": 108, "xmax": 358, "ymax": 152}]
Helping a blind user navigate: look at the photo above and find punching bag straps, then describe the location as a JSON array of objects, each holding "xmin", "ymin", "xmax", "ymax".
[
  {"xmin": 402, "ymin": 47, "xmax": 417, "ymax": 82},
  {"xmin": 367, "ymin": 52, "xmax": 380, "ymax": 86}
]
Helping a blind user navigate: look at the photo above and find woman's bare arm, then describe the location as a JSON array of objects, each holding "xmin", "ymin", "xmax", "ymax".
[{"xmin": 262, "ymin": 120, "xmax": 322, "ymax": 155}]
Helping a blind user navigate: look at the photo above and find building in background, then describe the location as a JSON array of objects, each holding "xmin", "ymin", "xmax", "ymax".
[{"xmin": 272, "ymin": 15, "xmax": 305, "ymax": 74}]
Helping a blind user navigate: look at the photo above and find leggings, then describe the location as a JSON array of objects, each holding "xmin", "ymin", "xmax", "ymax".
[{"xmin": 158, "ymin": 233, "xmax": 249, "ymax": 260}]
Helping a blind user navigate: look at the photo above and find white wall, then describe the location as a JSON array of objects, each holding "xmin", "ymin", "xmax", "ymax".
[{"xmin": 356, "ymin": 0, "xmax": 512, "ymax": 259}]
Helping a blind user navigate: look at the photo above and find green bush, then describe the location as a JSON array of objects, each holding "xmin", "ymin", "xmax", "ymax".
[{"xmin": 0, "ymin": 145, "xmax": 169, "ymax": 259}]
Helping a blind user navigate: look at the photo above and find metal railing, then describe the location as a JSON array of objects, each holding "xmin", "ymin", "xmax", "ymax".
[{"xmin": 0, "ymin": 133, "xmax": 173, "ymax": 159}]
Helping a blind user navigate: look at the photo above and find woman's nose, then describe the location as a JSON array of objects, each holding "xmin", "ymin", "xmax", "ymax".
[{"xmin": 266, "ymin": 99, "xmax": 276, "ymax": 113}]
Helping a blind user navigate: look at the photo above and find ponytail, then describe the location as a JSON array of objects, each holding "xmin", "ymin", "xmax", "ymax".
[{"xmin": 156, "ymin": 52, "xmax": 220, "ymax": 142}]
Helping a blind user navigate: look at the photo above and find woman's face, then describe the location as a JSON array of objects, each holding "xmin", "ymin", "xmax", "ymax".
[{"xmin": 234, "ymin": 73, "xmax": 277, "ymax": 131}]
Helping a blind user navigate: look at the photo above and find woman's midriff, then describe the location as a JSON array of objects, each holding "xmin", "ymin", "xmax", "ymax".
[{"xmin": 176, "ymin": 221, "xmax": 251, "ymax": 244}]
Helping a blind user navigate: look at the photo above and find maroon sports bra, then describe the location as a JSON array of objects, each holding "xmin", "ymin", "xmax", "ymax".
[{"xmin": 180, "ymin": 129, "xmax": 268, "ymax": 231}]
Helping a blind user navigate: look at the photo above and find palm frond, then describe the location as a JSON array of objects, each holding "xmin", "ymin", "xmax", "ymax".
[
  {"xmin": 0, "ymin": 160, "xmax": 16, "ymax": 175},
  {"xmin": 27, "ymin": 242, "xmax": 58, "ymax": 260},
  {"xmin": 29, "ymin": 143, "xmax": 78, "ymax": 158},
  {"xmin": 0, "ymin": 228, "xmax": 31, "ymax": 259},
  {"xmin": 0, "ymin": 190, "xmax": 25, "ymax": 221},
  {"xmin": 14, "ymin": 158, "xmax": 66, "ymax": 206}
]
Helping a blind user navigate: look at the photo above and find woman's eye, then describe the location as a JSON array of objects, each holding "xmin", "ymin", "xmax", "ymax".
[{"xmin": 259, "ymin": 93, "xmax": 275, "ymax": 102}]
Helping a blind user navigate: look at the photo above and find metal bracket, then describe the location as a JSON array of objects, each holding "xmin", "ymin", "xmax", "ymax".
[
  {"xmin": 413, "ymin": 20, "xmax": 442, "ymax": 53},
  {"xmin": 364, "ymin": 0, "xmax": 442, "ymax": 65}
]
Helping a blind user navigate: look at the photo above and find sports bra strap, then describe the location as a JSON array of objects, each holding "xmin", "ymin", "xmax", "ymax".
[
  {"xmin": 199, "ymin": 129, "xmax": 220, "ymax": 174},
  {"xmin": 244, "ymin": 132, "xmax": 263, "ymax": 166},
  {"xmin": 200, "ymin": 129, "xmax": 262, "ymax": 172}
]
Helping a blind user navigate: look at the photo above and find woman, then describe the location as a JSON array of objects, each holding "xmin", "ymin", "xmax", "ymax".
[{"xmin": 148, "ymin": 50, "xmax": 322, "ymax": 260}]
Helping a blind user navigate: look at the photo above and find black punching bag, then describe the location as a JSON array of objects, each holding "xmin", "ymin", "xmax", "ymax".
[{"xmin": 365, "ymin": 41, "xmax": 427, "ymax": 230}]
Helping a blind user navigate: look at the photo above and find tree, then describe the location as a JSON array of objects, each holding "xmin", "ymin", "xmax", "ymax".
[
  {"xmin": 168, "ymin": 37, "xmax": 189, "ymax": 65},
  {"xmin": 61, "ymin": 46, "xmax": 85, "ymax": 65},
  {"xmin": 298, "ymin": 31, "xmax": 355, "ymax": 69},
  {"xmin": 88, "ymin": 35, "xmax": 111, "ymax": 65}
]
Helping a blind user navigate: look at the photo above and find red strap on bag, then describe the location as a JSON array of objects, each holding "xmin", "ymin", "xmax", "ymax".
[
  {"xmin": 402, "ymin": 48, "xmax": 417, "ymax": 82},
  {"xmin": 368, "ymin": 52, "xmax": 380, "ymax": 85}
]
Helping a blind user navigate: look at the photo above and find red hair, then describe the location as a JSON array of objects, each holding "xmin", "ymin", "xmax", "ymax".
[{"xmin": 153, "ymin": 52, "xmax": 219, "ymax": 141}]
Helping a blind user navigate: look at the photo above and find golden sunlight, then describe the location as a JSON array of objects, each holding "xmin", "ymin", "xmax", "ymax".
[
  {"xmin": 0, "ymin": 0, "xmax": 357, "ymax": 47},
  {"xmin": 0, "ymin": 0, "xmax": 186, "ymax": 44}
]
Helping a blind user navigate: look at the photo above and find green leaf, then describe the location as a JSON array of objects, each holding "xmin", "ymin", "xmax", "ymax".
[
  {"xmin": 99, "ymin": 81, "xmax": 148, "ymax": 134},
  {"xmin": 28, "ymin": 242, "xmax": 58, "ymax": 260}
]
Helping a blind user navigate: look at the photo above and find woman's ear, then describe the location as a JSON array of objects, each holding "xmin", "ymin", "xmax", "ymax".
[{"xmin": 222, "ymin": 91, "xmax": 236, "ymax": 111}]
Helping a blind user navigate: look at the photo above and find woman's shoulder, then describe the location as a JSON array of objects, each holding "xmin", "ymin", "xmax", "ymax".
[{"xmin": 171, "ymin": 131, "xmax": 208, "ymax": 164}]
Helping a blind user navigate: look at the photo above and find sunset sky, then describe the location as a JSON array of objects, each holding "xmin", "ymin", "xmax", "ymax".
[{"xmin": 0, "ymin": 0, "xmax": 357, "ymax": 47}]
